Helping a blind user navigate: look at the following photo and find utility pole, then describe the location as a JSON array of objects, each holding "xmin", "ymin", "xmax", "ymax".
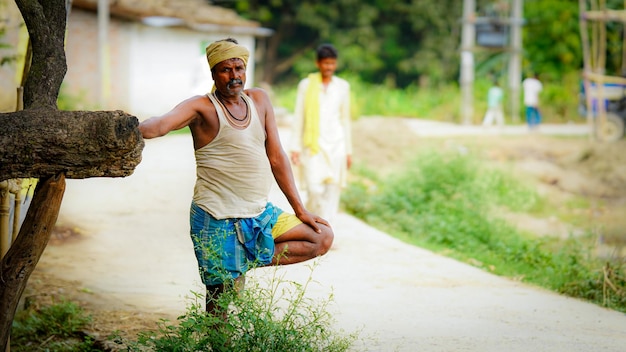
[
  {"xmin": 460, "ymin": 0, "xmax": 476, "ymax": 125},
  {"xmin": 98, "ymin": 0, "xmax": 110, "ymax": 109},
  {"xmin": 508, "ymin": 0, "xmax": 523, "ymax": 123}
]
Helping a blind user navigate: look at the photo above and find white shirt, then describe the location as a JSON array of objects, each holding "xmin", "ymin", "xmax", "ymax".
[{"xmin": 522, "ymin": 77, "xmax": 543, "ymax": 107}]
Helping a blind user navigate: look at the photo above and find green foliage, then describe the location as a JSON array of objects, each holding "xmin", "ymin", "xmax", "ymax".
[
  {"xmin": 524, "ymin": 0, "xmax": 626, "ymax": 80},
  {"xmin": 539, "ymin": 72, "xmax": 583, "ymax": 123},
  {"xmin": 56, "ymin": 84, "xmax": 97, "ymax": 111},
  {"xmin": 226, "ymin": 0, "xmax": 591, "ymax": 90},
  {"xmin": 226, "ymin": 0, "xmax": 498, "ymax": 87},
  {"xmin": 11, "ymin": 299, "xmax": 102, "ymax": 352},
  {"xmin": 230, "ymin": 0, "xmax": 613, "ymax": 123},
  {"xmin": 126, "ymin": 264, "xmax": 357, "ymax": 351},
  {"xmin": 343, "ymin": 148, "xmax": 626, "ymax": 313},
  {"xmin": 523, "ymin": 0, "xmax": 583, "ymax": 80},
  {"xmin": 0, "ymin": 26, "xmax": 17, "ymax": 67}
]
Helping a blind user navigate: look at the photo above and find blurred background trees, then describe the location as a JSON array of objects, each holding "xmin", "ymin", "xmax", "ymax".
[
  {"xmin": 217, "ymin": 0, "xmax": 626, "ymax": 123},
  {"xmin": 219, "ymin": 0, "xmax": 599, "ymax": 87}
]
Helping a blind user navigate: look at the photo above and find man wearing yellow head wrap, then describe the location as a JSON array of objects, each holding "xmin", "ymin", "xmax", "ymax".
[
  {"xmin": 290, "ymin": 44, "xmax": 352, "ymax": 224},
  {"xmin": 206, "ymin": 38, "xmax": 250, "ymax": 69},
  {"xmin": 138, "ymin": 38, "xmax": 334, "ymax": 317},
  {"xmin": 205, "ymin": 38, "xmax": 250, "ymax": 92}
]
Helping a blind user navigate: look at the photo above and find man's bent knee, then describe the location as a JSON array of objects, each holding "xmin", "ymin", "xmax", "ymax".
[
  {"xmin": 316, "ymin": 224, "xmax": 334, "ymax": 256},
  {"xmin": 273, "ymin": 223, "xmax": 334, "ymax": 263}
]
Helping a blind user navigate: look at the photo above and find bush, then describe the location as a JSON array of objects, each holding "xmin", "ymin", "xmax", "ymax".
[{"xmin": 126, "ymin": 262, "xmax": 357, "ymax": 352}]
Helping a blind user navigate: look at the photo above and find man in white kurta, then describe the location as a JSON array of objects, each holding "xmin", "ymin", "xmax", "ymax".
[{"xmin": 290, "ymin": 44, "xmax": 352, "ymax": 223}]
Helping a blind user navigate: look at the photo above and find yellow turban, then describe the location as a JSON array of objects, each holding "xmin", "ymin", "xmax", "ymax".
[{"xmin": 205, "ymin": 40, "xmax": 249, "ymax": 69}]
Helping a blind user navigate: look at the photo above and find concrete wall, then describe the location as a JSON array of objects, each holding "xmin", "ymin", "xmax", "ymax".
[{"xmin": 64, "ymin": 8, "xmax": 258, "ymax": 118}]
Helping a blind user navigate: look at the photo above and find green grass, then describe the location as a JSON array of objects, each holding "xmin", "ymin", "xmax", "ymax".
[
  {"xmin": 342, "ymin": 149, "xmax": 626, "ymax": 313},
  {"xmin": 11, "ymin": 299, "xmax": 103, "ymax": 352},
  {"xmin": 272, "ymin": 73, "xmax": 583, "ymax": 124}
]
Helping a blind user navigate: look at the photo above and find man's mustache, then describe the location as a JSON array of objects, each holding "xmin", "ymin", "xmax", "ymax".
[{"xmin": 227, "ymin": 79, "xmax": 243, "ymax": 88}]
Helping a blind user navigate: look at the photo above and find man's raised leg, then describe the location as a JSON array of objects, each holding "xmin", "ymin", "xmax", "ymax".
[{"xmin": 272, "ymin": 223, "xmax": 333, "ymax": 265}]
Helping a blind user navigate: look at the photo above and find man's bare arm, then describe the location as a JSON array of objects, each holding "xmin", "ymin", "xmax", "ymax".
[{"xmin": 138, "ymin": 96, "xmax": 203, "ymax": 139}]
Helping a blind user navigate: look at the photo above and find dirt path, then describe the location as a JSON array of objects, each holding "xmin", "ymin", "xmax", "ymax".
[{"xmin": 30, "ymin": 120, "xmax": 626, "ymax": 351}]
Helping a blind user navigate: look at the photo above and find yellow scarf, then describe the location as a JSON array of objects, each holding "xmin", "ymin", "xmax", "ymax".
[{"xmin": 303, "ymin": 72, "xmax": 321, "ymax": 154}]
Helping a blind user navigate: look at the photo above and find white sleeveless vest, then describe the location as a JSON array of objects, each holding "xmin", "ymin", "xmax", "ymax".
[{"xmin": 193, "ymin": 93, "xmax": 271, "ymax": 219}]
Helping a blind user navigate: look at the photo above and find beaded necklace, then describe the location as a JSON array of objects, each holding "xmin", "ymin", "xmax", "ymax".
[{"xmin": 215, "ymin": 91, "xmax": 250, "ymax": 128}]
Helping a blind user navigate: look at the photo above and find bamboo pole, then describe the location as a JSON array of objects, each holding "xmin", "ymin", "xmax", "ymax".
[
  {"xmin": 579, "ymin": 0, "xmax": 625, "ymax": 142},
  {"xmin": 580, "ymin": 0, "xmax": 595, "ymax": 140},
  {"xmin": 597, "ymin": 0, "xmax": 608, "ymax": 141},
  {"xmin": 623, "ymin": 0, "xmax": 626, "ymax": 75},
  {"xmin": 591, "ymin": 0, "xmax": 600, "ymax": 140},
  {"xmin": 12, "ymin": 183, "xmax": 23, "ymax": 242},
  {"xmin": 584, "ymin": 71, "xmax": 626, "ymax": 84},
  {"xmin": 583, "ymin": 9, "xmax": 626, "ymax": 21},
  {"xmin": 0, "ymin": 183, "xmax": 10, "ymax": 259},
  {"xmin": 592, "ymin": 0, "xmax": 599, "ymax": 70},
  {"xmin": 12, "ymin": 77, "xmax": 26, "ymax": 243}
]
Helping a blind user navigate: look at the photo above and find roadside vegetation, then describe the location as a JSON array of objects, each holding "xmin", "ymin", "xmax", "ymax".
[
  {"xmin": 10, "ymin": 299, "xmax": 104, "ymax": 352},
  {"xmin": 12, "ymin": 264, "xmax": 356, "ymax": 351},
  {"xmin": 125, "ymin": 265, "xmax": 355, "ymax": 352},
  {"xmin": 342, "ymin": 147, "xmax": 626, "ymax": 313}
]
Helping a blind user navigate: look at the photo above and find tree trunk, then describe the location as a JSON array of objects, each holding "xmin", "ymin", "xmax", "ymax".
[
  {"xmin": 15, "ymin": 0, "xmax": 68, "ymax": 110},
  {"xmin": 0, "ymin": 0, "xmax": 145, "ymax": 349},
  {"xmin": 0, "ymin": 109, "xmax": 144, "ymax": 182},
  {"xmin": 0, "ymin": 174, "xmax": 66, "ymax": 351}
]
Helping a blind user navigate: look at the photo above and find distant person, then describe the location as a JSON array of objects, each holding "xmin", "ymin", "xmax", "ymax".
[
  {"xmin": 290, "ymin": 43, "xmax": 352, "ymax": 223},
  {"xmin": 522, "ymin": 73, "xmax": 543, "ymax": 130},
  {"xmin": 482, "ymin": 79, "xmax": 505, "ymax": 127},
  {"xmin": 138, "ymin": 38, "xmax": 333, "ymax": 316}
]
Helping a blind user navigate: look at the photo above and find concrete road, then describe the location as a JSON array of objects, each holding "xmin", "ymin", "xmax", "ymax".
[{"xmin": 41, "ymin": 128, "xmax": 625, "ymax": 352}]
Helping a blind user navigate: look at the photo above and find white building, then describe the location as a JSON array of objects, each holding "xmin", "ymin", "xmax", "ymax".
[
  {"xmin": 63, "ymin": 0, "xmax": 272, "ymax": 118},
  {"xmin": 62, "ymin": 0, "xmax": 271, "ymax": 119}
]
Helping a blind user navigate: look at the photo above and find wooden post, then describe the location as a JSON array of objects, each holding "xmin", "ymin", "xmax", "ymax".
[
  {"xmin": 0, "ymin": 183, "xmax": 9, "ymax": 259},
  {"xmin": 508, "ymin": 0, "xmax": 523, "ymax": 123},
  {"xmin": 460, "ymin": 0, "xmax": 476, "ymax": 125},
  {"xmin": 595, "ymin": 0, "xmax": 607, "ymax": 140},
  {"xmin": 0, "ymin": 174, "xmax": 66, "ymax": 351}
]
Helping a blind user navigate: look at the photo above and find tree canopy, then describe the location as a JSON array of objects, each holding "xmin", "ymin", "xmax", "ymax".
[{"xmin": 218, "ymin": 0, "xmax": 624, "ymax": 87}]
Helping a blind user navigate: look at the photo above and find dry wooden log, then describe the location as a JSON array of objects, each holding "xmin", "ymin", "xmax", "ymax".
[{"xmin": 0, "ymin": 109, "xmax": 144, "ymax": 182}]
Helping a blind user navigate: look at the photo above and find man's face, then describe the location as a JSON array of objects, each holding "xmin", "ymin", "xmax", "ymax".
[
  {"xmin": 212, "ymin": 58, "xmax": 246, "ymax": 95},
  {"xmin": 316, "ymin": 57, "xmax": 337, "ymax": 80}
]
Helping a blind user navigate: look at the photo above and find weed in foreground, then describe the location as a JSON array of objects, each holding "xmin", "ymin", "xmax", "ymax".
[{"xmin": 125, "ymin": 261, "xmax": 358, "ymax": 352}]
